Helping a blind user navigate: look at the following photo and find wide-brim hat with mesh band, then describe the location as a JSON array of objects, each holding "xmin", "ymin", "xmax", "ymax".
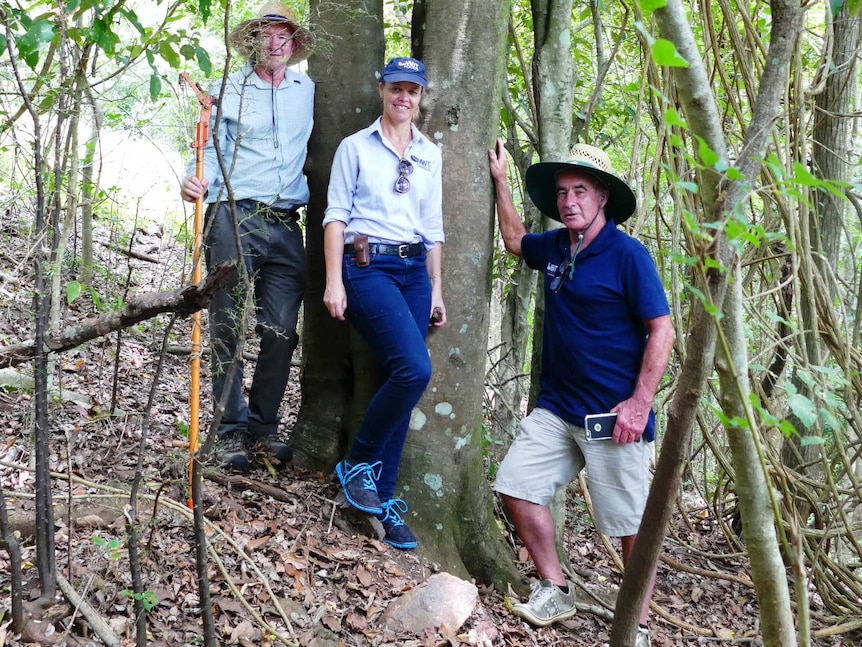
[
  {"xmin": 525, "ymin": 144, "xmax": 637, "ymax": 223},
  {"xmin": 229, "ymin": 2, "xmax": 313, "ymax": 64}
]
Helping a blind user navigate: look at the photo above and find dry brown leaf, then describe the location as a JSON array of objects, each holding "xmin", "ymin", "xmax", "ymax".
[
  {"xmin": 346, "ymin": 612, "xmax": 368, "ymax": 631},
  {"xmin": 382, "ymin": 561, "xmax": 403, "ymax": 576},
  {"xmin": 326, "ymin": 548, "xmax": 362, "ymax": 561},
  {"xmin": 356, "ymin": 566, "xmax": 373, "ymax": 587},
  {"xmin": 321, "ymin": 613, "xmax": 342, "ymax": 632},
  {"xmin": 229, "ymin": 620, "xmax": 255, "ymax": 643},
  {"xmin": 246, "ymin": 534, "xmax": 272, "ymax": 550}
]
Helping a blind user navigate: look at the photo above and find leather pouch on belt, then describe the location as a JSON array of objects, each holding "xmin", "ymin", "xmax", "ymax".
[{"xmin": 354, "ymin": 234, "xmax": 370, "ymax": 267}]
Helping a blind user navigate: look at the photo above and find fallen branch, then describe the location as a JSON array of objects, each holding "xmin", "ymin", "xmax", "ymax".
[
  {"xmin": 99, "ymin": 240, "xmax": 160, "ymax": 264},
  {"xmin": 167, "ymin": 345, "xmax": 301, "ymax": 366},
  {"xmin": 0, "ymin": 261, "xmax": 236, "ymax": 368},
  {"xmin": 205, "ymin": 470, "xmax": 301, "ymax": 503},
  {"xmin": 56, "ymin": 572, "xmax": 121, "ymax": 647},
  {"xmin": 167, "ymin": 344, "xmax": 259, "ymax": 362}
]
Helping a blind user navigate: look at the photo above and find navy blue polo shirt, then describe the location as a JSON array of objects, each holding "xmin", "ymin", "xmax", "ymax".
[{"xmin": 521, "ymin": 221, "xmax": 670, "ymax": 442}]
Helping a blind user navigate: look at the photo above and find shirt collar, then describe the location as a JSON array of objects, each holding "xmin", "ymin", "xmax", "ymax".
[
  {"xmin": 242, "ymin": 63, "xmax": 300, "ymax": 89},
  {"xmin": 367, "ymin": 116, "xmax": 427, "ymax": 149},
  {"xmin": 556, "ymin": 219, "xmax": 618, "ymax": 258}
]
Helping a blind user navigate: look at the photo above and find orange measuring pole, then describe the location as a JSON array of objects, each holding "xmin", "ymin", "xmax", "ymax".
[{"xmin": 180, "ymin": 73, "xmax": 213, "ymax": 508}]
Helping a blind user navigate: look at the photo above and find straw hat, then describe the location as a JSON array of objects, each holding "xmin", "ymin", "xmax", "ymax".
[
  {"xmin": 525, "ymin": 144, "xmax": 637, "ymax": 223},
  {"xmin": 228, "ymin": 1, "xmax": 313, "ymax": 64}
]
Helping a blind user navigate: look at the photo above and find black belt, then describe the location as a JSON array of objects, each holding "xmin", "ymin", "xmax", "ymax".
[
  {"xmin": 344, "ymin": 242, "xmax": 425, "ymax": 258},
  {"xmin": 254, "ymin": 201, "xmax": 300, "ymax": 223}
]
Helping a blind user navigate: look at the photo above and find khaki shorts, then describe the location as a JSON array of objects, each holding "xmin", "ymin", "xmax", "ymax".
[{"xmin": 492, "ymin": 407, "xmax": 651, "ymax": 537}]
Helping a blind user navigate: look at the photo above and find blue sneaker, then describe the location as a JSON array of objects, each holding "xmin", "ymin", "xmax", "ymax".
[
  {"xmin": 335, "ymin": 460, "xmax": 383, "ymax": 514},
  {"xmin": 376, "ymin": 499, "xmax": 418, "ymax": 550}
]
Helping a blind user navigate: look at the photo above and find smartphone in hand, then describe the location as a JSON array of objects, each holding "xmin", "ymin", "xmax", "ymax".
[{"xmin": 584, "ymin": 412, "xmax": 618, "ymax": 441}]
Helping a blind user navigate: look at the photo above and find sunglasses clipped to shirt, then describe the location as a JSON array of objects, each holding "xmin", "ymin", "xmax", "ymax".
[
  {"xmin": 395, "ymin": 157, "xmax": 414, "ymax": 194},
  {"xmin": 550, "ymin": 233, "xmax": 584, "ymax": 293}
]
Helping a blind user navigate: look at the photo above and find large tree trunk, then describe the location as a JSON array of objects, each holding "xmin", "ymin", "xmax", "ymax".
[
  {"xmin": 393, "ymin": 0, "xmax": 521, "ymax": 586},
  {"xmin": 292, "ymin": 0, "xmax": 385, "ymax": 470},
  {"xmin": 525, "ymin": 0, "xmax": 577, "ymax": 409}
]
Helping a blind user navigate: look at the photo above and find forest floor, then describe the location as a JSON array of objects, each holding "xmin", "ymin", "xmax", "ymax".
[{"xmin": 1, "ymin": 214, "xmax": 860, "ymax": 646}]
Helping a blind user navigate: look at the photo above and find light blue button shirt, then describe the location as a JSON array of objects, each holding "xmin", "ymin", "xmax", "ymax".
[
  {"xmin": 323, "ymin": 117, "xmax": 445, "ymax": 249},
  {"xmin": 185, "ymin": 64, "xmax": 314, "ymax": 209}
]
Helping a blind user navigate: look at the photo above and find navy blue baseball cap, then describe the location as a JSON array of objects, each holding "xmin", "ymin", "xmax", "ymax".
[{"xmin": 381, "ymin": 57, "xmax": 428, "ymax": 87}]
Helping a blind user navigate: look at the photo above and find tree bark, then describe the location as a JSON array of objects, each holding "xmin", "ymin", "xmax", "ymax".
[
  {"xmin": 291, "ymin": 0, "xmax": 385, "ymax": 471},
  {"xmin": 395, "ymin": 0, "xmax": 521, "ymax": 585},
  {"xmin": 0, "ymin": 261, "xmax": 236, "ymax": 368}
]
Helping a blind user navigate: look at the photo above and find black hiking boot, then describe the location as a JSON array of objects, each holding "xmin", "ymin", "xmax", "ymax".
[
  {"xmin": 217, "ymin": 431, "xmax": 250, "ymax": 472},
  {"xmin": 262, "ymin": 436, "xmax": 293, "ymax": 463}
]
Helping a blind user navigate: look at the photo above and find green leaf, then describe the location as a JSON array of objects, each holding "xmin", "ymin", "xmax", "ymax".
[
  {"xmin": 149, "ymin": 74, "xmax": 162, "ymax": 101},
  {"xmin": 89, "ymin": 17, "xmax": 120, "ymax": 54},
  {"xmin": 819, "ymin": 408, "xmax": 843, "ymax": 433},
  {"xmin": 792, "ymin": 161, "xmax": 821, "ymax": 188},
  {"xmin": 0, "ymin": 33, "xmax": 6, "ymax": 57},
  {"xmin": 664, "ymin": 107, "xmax": 687, "ymax": 129},
  {"xmin": 696, "ymin": 136, "xmax": 719, "ymax": 167},
  {"xmin": 121, "ymin": 8, "xmax": 146, "ymax": 35},
  {"xmin": 829, "ymin": 0, "xmax": 844, "ymax": 18},
  {"xmin": 159, "ymin": 40, "xmax": 180, "ymax": 68},
  {"xmin": 66, "ymin": 280, "xmax": 82, "ymax": 305},
  {"xmin": 651, "ymin": 39, "xmax": 689, "ymax": 67},
  {"xmin": 849, "ymin": 0, "xmax": 862, "ymax": 16},
  {"xmin": 676, "ymin": 181, "xmax": 698, "ymax": 194},
  {"xmin": 195, "ymin": 46, "xmax": 213, "ymax": 77},
  {"xmin": 800, "ymin": 435, "xmax": 824, "ymax": 447},
  {"xmin": 18, "ymin": 18, "xmax": 56, "ymax": 68},
  {"xmin": 778, "ymin": 419, "xmax": 796, "ymax": 437},
  {"xmin": 788, "ymin": 393, "xmax": 817, "ymax": 428},
  {"xmin": 637, "ymin": 0, "xmax": 667, "ymax": 17},
  {"xmin": 198, "ymin": 0, "xmax": 213, "ymax": 21}
]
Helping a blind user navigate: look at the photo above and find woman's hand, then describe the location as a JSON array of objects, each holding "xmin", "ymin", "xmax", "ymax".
[
  {"xmin": 429, "ymin": 299, "xmax": 446, "ymax": 327},
  {"xmin": 426, "ymin": 243, "xmax": 445, "ymax": 327},
  {"xmin": 323, "ymin": 221, "xmax": 348, "ymax": 320},
  {"xmin": 324, "ymin": 280, "xmax": 348, "ymax": 321}
]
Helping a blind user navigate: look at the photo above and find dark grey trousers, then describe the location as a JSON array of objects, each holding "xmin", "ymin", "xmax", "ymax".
[{"xmin": 204, "ymin": 200, "xmax": 305, "ymax": 438}]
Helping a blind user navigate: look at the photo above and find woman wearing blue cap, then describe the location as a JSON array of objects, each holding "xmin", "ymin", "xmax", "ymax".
[{"xmin": 322, "ymin": 57, "xmax": 446, "ymax": 550}]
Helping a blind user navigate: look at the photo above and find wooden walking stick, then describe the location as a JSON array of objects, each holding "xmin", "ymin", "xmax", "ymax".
[{"xmin": 180, "ymin": 73, "xmax": 213, "ymax": 508}]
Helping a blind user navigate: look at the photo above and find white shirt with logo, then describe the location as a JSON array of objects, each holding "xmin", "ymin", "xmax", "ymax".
[{"xmin": 323, "ymin": 117, "xmax": 444, "ymax": 249}]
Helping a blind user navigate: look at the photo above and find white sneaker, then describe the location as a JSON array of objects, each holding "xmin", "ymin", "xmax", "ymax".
[
  {"xmin": 511, "ymin": 579, "xmax": 577, "ymax": 627},
  {"xmin": 636, "ymin": 626, "xmax": 651, "ymax": 647}
]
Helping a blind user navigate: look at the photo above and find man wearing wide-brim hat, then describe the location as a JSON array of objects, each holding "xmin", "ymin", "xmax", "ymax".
[
  {"xmin": 487, "ymin": 139, "xmax": 674, "ymax": 646},
  {"xmin": 179, "ymin": 2, "xmax": 315, "ymax": 473}
]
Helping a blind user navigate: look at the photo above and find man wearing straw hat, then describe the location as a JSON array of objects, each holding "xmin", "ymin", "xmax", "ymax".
[
  {"xmin": 180, "ymin": 2, "xmax": 314, "ymax": 472},
  {"xmin": 488, "ymin": 139, "xmax": 674, "ymax": 645}
]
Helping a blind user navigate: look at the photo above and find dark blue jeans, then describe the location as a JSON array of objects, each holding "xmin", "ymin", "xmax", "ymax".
[
  {"xmin": 343, "ymin": 251, "xmax": 432, "ymax": 501},
  {"xmin": 205, "ymin": 200, "xmax": 305, "ymax": 439}
]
